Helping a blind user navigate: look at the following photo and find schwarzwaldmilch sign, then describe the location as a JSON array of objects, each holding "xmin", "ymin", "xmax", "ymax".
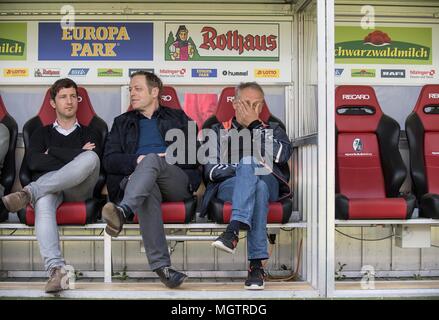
[{"xmin": 335, "ymin": 26, "xmax": 432, "ymax": 65}]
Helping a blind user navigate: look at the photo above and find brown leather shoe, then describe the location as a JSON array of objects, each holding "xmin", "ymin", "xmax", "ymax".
[
  {"xmin": 2, "ymin": 188, "xmax": 32, "ymax": 212},
  {"xmin": 102, "ymin": 202, "xmax": 126, "ymax": 237},
  {"xmin": 45, "ymin": 267, "xmax": 69, "ymax": 293}
]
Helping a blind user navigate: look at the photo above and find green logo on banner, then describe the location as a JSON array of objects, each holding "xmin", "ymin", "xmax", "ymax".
[
  {"xmin": 0, "ymin": 39, "xmax": 25, "ymax": 56},
  {"xmin": 335, "ymin": 27, "xmax": 432, "ymax": 65},
  {"xmin": 351, "ymin": 69, "xmax": 376, "ymax": 77},
  {"xmin": 0, "ymin": 23, "xmax": 27, "ymax": 60},
  {"xmin": 97, "ymin": 68, "xmax": 123, "ymax": 77}
]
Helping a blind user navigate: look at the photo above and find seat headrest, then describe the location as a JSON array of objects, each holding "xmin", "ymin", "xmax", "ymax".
[
  {"xmin": 335, "ymin": 85, "xmax": 383, "ymax": 133},
  {"xmin": 411, "ymin": 84, "xmax": 439, "ymax": 131},
  {"xmin": 0, "ymin": 95, "xmax": 8, "ymax": 122},
  {"xmin": 38, "ymin": 87, "xmax": 96, "ymax": 126},
  {"xmin": 216, "ymin": 87, "xmax": 271, "ymax": 123},
  {"xmin": 127, "ymin": 86, "xmax": 182, "ymax": 111},
  {"xmin": 160, "ymin": 86, "xmax": 182, "ymax": 109}
]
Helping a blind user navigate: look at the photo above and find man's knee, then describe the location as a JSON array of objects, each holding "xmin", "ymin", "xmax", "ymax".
[
  {"xmin": 239, "ymin": 156, "xmax": 256, "ymax": 165},
  {"xmin": 138, "ymin": 153, "xmax": 161, "ymax": 168},
  {"xmin": 0, "ymin": 123, "xmax": 10, "ymax": 152},
  {"xmin": 236, "ymin": 156, "xmax": 259, "ymax": 176},
  {"xmin": 256, "ymin": 180, "xmax": 269, "ymax": 198},
  {"xmin": 77, "ymin": 151, "xmax": 100, "ymax": 169},
  {"xmin": 238, "ymin": 156, "xmax": 259, "ymax": 169}
]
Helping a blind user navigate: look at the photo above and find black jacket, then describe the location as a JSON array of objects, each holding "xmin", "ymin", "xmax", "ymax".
[
  {"xmin": 103, "ymin": 106, "xmax": 201, "ymax": 202},
  {"xmin": 200, "ymin": 118, "xmax": 292, "ymax": 217}
]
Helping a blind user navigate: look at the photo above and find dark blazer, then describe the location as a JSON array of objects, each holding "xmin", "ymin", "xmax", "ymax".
[{"xmin": 103, "ymin": 106, "xmax": 201, "ymax": 202}]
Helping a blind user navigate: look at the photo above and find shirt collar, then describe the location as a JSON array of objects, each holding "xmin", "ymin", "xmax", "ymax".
[
  {"xmin": 53, "ymin": 119, "xmax": 81, "ymax": 129},
  {"xmin": 136, "ymin": 106, "xmax": 161, "ymax": 120}
]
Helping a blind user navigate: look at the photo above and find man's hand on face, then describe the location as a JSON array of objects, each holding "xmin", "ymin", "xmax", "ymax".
[
  {"xmin": 234, "ymin": 99, "xmax": 260, "ymax": 128},
  {"xmin": 82, "ymin": 142, "xmax": 96, "ymax": 150}
]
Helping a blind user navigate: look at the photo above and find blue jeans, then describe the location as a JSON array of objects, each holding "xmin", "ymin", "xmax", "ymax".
[{"xmin": 217, "ymin": 157, "xmax": 279, "ymax": 260}]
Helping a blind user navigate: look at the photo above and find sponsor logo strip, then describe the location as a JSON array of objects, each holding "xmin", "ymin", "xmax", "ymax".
[
  {"xmin": 222, "ymin": 70, "xmax": 249, "ymax": 76},
  {"xmin": 97, "ymin": 68, "xmax": 123, "ymax": 77},
  {"xmin": 409, "ymin": 69, "xmax": 436, "ymax": 79},
  {"xmin": 34, "ymin": 68, "xmax": 60, "ymax": 77},
  {"xmin": 3, "ymin": 68, "xmax": 28, "ymax": 77},
  {"xmin": 68, "ymin": 68, "xmax": 89, "ymax": 76},
  {"xmin": 335, "ymin": 68, "xmax": 344, "ymax": 76},
  {"xmin": 381, "ymin": 69, "xmax": 405, "ymax": 78},
  {"xmin": 191, "ymin": 68, "xmax": 217, "ymax": 78},
  {"xmin": 254, "ymin": 68, "xmax": 279, "ymax": 78},
  {"xmin": 351, "ymin": 68, "xmax": 376, "ymax": 77},
  {"xmin": 159, "ymin": 68, "xmax": 187, "ymax": 77}
]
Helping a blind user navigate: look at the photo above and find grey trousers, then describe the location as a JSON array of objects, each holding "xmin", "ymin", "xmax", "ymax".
[
  {"xmin": 0, "ymin": 123, "xmax": 10, "ymax": 197},
  {"xmin": 120, "ymin": 153, "xmax": 191, "ymax": 270},
  {"xmin": 27, "ymin": 151, "xmax": 100, "ymax": 273}
]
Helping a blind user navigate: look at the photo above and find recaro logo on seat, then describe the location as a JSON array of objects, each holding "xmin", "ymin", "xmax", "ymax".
[
  {"xmin": 342, "ymin": 94, "xmax": 370, "ymax": 100},
  {"xmin": 429, "ymin": 93, "xmax": 439, "ymax": 99},
  {"xmin": 226, "ymin": 96, "xmax": 235, "ymax": 103},
  {"xmin": 161, "ymin": 95, "xmax": 172, "ymax": 102},
  {"xmin": 353, "ymin": 138, "xmax": 363, "ymax": 152}
]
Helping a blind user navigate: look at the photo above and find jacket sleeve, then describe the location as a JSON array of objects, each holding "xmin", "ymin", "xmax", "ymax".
[
  {"xmin": 249, "ymin": 120, "xmax": 292, "ymax": 165},
  {"xmin": 27, "ymin": 128, "xmax": 65, "ymax": 172},
  {"xmin": 205, "ymin": 163, "xmax": 237, "ymax": 183},
  {"xmin": 202, "ymin": 125, "xmax": 236, "ymax": 183},
  {"xmin": 103, "ymin": 118, "xmax": 138, "ymax": 175}
]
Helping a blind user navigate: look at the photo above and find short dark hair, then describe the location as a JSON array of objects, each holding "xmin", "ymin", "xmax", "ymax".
[
  {"xmin": 49, "ymin": 78, "xmax": 78, "ymax": 100},
  {"xmin": 235, "ymin": 82, "xmax": 264, "ymax": 98},
  {"xmin": 130, "ymin": 71, "xmax": 163, "ymax": 95}
]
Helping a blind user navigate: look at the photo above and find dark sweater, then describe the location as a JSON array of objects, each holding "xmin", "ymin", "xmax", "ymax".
[
  {"xmin": 27, "ymin": 125, "xmax": 101, "ymax": 180},
  {"xmin": 136, "ymin": 117, "xmax": 167, "ymax": 155}
]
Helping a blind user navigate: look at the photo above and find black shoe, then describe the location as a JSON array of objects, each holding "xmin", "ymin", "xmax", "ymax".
[
  {"xmin": 211, "ymin": 231, "xmax": 238, "ymax": 254},
  {"xmin": 102, "ymin": 202, "xmax": 126, "ymax": 237},
  {"xmin": 155, "ymin": 266, "xmax": 188, "ymax": 289},
  {"xmin": 244, "ymin": 266, "xmax": 266, "ymax": 290}
]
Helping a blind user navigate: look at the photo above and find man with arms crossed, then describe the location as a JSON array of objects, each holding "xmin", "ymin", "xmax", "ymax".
[{"xmin": 2, "ymin": 78, "xmax": 101, "ymax": 293}]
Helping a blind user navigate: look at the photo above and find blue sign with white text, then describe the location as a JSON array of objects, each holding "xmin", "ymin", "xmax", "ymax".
[
  {"xmin": 191, "ymin": 68, "xmax": 217, "ymax": 78},
  {"xmin": 38, "ymin": 23, "xmax": 153, "ymax": 60}
]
